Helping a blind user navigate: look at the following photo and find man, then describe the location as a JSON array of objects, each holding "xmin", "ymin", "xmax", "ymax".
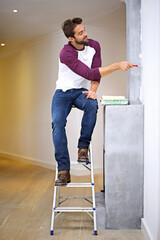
[{"xmin": 51, "ymin": 17, "xmax": 133, "ymax": 186}]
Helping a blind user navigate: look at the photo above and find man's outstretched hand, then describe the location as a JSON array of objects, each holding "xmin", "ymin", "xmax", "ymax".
[
  {"xmin": 82, "ymin": 90, "xmax": 97, "ymax": 99},
  {"xmin": 119, "ymin": 61, "xmax": 133, "ymax": 71}
]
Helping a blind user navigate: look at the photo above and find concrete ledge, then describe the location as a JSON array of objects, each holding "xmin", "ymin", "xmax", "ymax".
[{"xmin": 105, "ymin": 105, "xmax": 144, "ymax": 229}]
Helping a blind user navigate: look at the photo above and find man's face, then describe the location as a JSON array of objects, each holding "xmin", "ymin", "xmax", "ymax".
[{"xmin": 72, "ymin": 24, "xmax": 88, "ymax": 45}]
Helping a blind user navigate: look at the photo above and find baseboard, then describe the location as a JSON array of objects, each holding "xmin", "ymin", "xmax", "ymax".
[
  {"xmin": 0, "ymin": 151, "xmax": 56, "ymax": 170},
  {"xmin": 141, "ymin": 218, "xmax": 154, "ymax": 240},
  {"xmin": 0, "ymin": 151, "xmax": 102, "ymax": 176}
]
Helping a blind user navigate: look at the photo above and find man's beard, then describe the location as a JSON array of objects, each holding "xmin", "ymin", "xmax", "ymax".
[{"xmin": 75, "ymin": 37, "xmax": 89, "ymax": 45}]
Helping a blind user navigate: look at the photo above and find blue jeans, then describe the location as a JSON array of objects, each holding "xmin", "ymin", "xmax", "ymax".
[{"xmin": 51, "ymin": 88, "xmax": 98, "ymax": 171}]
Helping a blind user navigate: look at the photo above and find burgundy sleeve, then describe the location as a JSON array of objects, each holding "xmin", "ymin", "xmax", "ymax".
[
  {"xmin": 60, "ymin": 46, "xmax": 101, "ymax": 82},
  {"xmin": 91, "ymin": 41, "xmax": 102, "ymax": 82}
]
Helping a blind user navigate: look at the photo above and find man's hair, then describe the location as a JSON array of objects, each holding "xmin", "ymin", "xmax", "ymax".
[{"xmin": 62, "ymin": 17, "xmax": 82, "ymax": 38}]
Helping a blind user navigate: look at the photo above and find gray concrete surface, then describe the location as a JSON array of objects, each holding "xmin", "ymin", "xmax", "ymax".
[
  {"xmin": 96, "ymin": 192, "xmax": 106, "ymax": 229},
  {"xmin": 125, "ymin": 0, "xmax": 142, "ymax": 104},
  {"xmin": 104, "ymin": 105, "xmax": 144, "ymax": 229}
]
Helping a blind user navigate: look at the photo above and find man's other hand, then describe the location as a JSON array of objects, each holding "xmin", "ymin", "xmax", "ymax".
[{"xmin": 82, "ymin": 90, "xmax": 97, "ymax": 99}]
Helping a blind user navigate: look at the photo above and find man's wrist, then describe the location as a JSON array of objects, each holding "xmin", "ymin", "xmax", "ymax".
[
  {"xmin": 90, "ymin": 81, "xmax": 99, "ymax": 92},
  {"xmin": 112, "ymin": 62, "xmax": 120, "ymax": 70}
]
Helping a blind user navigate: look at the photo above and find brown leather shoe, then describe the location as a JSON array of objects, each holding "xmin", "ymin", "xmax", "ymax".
[
  {"xmin": 55, "ymin": 170, "xmax": 71, "ymax": 186},
  {"xmin": 78, "ymin": 149, "xmax": 89, "ymax": 163}
]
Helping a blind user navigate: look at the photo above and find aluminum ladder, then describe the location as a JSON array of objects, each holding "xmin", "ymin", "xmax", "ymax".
[{"xmin": 50, "ymin": 142, "xmax": 97, "ymax": 235}]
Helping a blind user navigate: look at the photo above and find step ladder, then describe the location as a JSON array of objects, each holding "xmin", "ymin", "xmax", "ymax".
[{"xmin": 50, "ymin": 142, "xmax": 97, "ymax": 235}]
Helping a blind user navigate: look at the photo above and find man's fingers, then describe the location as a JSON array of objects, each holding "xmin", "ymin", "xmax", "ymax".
[
  {"xmin": 124, "ymin": 62, "xmax": 131, "ymax": 70},
  {"xmin": 83, "ymin": 91, "xmax": 97, "ymax": 99},
  {"xmin": 129, "ymin": 62, "xmax": 133, "ymax": 68},
  {"xmin": 87, "ymin": 92, "xmax": 97, "ymax": 99},
  {"xmin": 82, "ymin": 91, "xmax": 88, "ymax": 95},
  {"xmin": 120, "ymin": 61, "xmax": 133, "ymax": 71},
  {"xmin": 127, "ymin": 62, "xmax": 133, "ymax": 69}
]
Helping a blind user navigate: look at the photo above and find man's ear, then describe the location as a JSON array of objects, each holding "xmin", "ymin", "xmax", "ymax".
[{"xmin": 68, "ymin": 37, "xmax": 74, "ymax": 42}]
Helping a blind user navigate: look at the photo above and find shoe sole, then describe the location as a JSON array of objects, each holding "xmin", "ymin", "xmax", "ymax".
[
  {"xmin": 55, "ymin": 179, "xmax": 71, "ymax": 186},
  {"xmin": 77, "ymin": 160, "xmax": 89, "ymax": 163}
]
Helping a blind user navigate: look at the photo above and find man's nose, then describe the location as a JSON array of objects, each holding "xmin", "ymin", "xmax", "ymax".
[{"xmin": 84, "ymin": 31, "xmax": 88, "ymax": 37}]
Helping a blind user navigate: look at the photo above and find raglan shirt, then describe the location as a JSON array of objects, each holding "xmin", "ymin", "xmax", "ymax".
[{"xmin": 56, "ymin": 39, "xmax": 102, "ymax": 92}]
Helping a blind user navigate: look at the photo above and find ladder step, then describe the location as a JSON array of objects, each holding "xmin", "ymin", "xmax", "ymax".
[
  {"xmin": 54, "ymin": 207, "xmax": 94, "ymax": 212},
  {"xmin": 63, "ymin": 183, "xmax": 93, "ymax": 187},
  {"xmin": 70, "ymin": 161, "xmax": 91, "ymax": 165}
]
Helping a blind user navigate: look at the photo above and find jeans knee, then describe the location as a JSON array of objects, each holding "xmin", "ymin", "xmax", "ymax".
[
  {"xmin": 52, "ymin": 118, "xmax": 67, "ymax": 131},
  {"xmin": 85, "ymin": 99, "xmax": 98, "ymax": 113}
]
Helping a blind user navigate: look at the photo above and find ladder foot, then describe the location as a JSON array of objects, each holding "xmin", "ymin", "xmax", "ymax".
[
  {"xmin": 94, "ymin": 230, "xmax": 98, "ymax": 235},
  {"xmin": 50, "ymin": 230, "xmax": 54, "ymax": 235}
]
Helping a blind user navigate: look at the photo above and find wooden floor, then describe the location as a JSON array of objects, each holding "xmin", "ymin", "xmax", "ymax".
[{"xmin": 0, "ymin": 158, "xmax": 145, "ymax": 240}]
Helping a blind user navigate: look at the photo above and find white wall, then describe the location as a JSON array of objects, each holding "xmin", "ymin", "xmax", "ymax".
[
  {"xmin": 141, "ymin": 0, "xmax": 160, "ymax": 239},
  {"xmin": 0, "ymin": 20, "xmax": 126, "ymax": 175},
  {"xmin": 0, "ymin": 31, "xmax": 62, "ymax": 167}
]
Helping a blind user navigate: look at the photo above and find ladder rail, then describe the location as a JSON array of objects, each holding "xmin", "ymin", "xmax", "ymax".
[
  {"xmin": 89, "ymin": 142, "xmax": 97, "ymax": 234},
  {"xmin": 50, "ymin": 171, "xmax": 58, "ymax": 234}
]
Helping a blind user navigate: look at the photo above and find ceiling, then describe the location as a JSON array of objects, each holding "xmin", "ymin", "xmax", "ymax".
[{"xmin": 0, "ymin": 0, "xmax": 125, "ymax": 54}]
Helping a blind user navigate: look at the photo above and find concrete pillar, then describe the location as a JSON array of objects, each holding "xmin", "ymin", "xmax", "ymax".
[
  {"xmin": 125, "ymin": 0, "xmax": 142, "ymax": 104},
  {"xmin": 96, "ymin": 0, "xmax": 144, "ymax": 230},
  {"xmin": 105, "ymin": 105, "xmax": 144, "ymax": 229}
]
